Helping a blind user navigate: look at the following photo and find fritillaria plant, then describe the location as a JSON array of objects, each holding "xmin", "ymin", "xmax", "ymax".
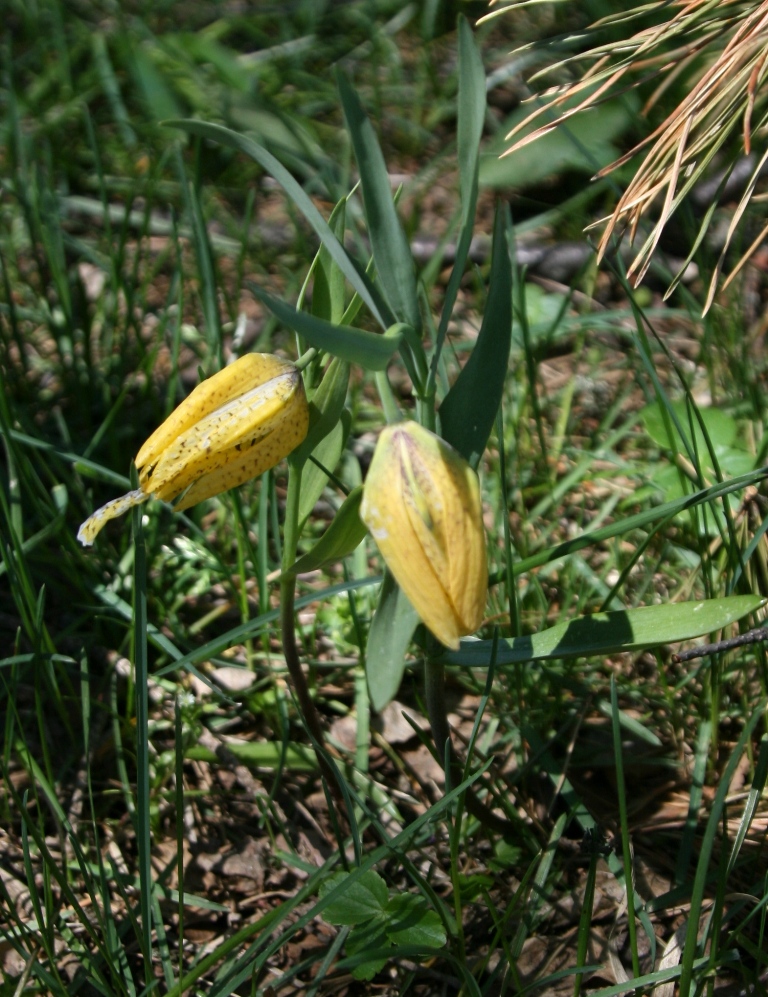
[{"xmin": 80, "ymin": 18, "xmax": 514, "ymax": 830}]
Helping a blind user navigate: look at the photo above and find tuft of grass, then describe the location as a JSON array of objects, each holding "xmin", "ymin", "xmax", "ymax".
[{"xmin": 489, "ymin": 0, "xmax": 768, "ymax": 311}]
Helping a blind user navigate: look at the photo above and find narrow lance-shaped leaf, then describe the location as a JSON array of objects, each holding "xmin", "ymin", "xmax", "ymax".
[
  {"xmin": 440, "ymin": 203, "xmax": 512, "ymax": 468},
  {"xmin": 164, "ymin": 118, "xmax": 386, "ymax": 328},
  {"xmin": 429, "ymin": 14, "xmax": 487, "ymax": 380},
  {"xmin": 366, "ymin": 570, "xmax": 420, "ymax": 713},
  {"xmin": 312, "ymin": 197, "xmax": 348, "ymax": 325},
  {"xmin": 444, "ymin": 595, "xmax": 766, "ymax": 667},
  {"xmin": 294, "ymin": 357, "xmax": 350, "ymax": 463},
  {"xmin": 336, "ymin": 71, "xmax": 420, "ymax": 334},
  {"xmin": 254, "ymin": 288, "xmax": 403, "ymax": 371},
  {"xmin": 288, "ymin": 485, "xmax": 366, "ymax": 579},
  {"xmin": 298, "ymin": 411, "xmax": 351, "ymax": 525}
]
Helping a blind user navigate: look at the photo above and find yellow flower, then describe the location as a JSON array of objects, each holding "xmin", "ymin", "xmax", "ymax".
[
  {"xmin": 360, "ymin": 421, "xmax": 487, "ymax": 650},
  {"xmin": 78, "ymin": 353, "xmax": 309, "ymax": 546}
]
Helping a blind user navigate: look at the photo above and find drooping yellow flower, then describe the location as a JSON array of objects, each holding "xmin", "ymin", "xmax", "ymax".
[
  {"xmin": 360, "ymin": 421, "xmax": 487, "ymax": 650},
  {"xmin": 78, "ymin": 353, "xmax": 309, "ymax": 545}
]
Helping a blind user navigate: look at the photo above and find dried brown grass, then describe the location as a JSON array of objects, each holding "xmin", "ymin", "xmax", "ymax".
[{"xmin": 486, "ymin": 0, "xmax": 768, "ymax": 310}]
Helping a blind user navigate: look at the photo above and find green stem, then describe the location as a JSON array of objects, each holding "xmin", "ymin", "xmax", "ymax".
[
  {"xmin": 280, "ymin": 458, "xmax": 342, "ymax": 795},
  {"xmin": 375, "ymin": 370, "xmax": 402, "ymax": 425},
  {"xmin": 423, "ymin": 655, "xmax": 515, "ymax": 837},
  {"xmin": 294, "ymin": 347, "xmax": 318, "ymax": 371}
]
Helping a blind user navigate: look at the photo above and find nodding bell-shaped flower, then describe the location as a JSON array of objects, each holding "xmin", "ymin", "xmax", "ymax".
[
  {"xmin": 78, "ymin": 353, "xmax": 309, "ymax": 546},
  {"xmin": 360, "ymin": 421, "xmax": 488, "ymax": 650}
]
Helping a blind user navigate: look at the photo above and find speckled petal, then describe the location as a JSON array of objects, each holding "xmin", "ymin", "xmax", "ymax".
[
  {"xmin": 77, "ymin": 489, "xmax": 149, "ymax": 546},
  {"xmin": 361, "ymin": 422, "xmax": 488, "ymax": 649}
]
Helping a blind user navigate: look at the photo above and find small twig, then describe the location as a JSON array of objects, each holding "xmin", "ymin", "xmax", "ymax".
[{"xmin": 671, "ymin": 626, "xmax": 768, "ymax": 664}]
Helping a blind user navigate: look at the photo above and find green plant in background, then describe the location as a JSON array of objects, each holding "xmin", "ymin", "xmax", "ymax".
[{"xmin": 319, "ymin": 869, "xmax": 447, "ymax": 981}]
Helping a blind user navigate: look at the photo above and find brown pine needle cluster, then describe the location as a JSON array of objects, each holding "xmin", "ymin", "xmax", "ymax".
[{"xmin": 485, "ymin": 1, "xmax": 768, "ymax": 311}]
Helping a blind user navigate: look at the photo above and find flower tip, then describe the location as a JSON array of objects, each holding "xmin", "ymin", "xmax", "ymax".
[{"xmin": 77, "ymin": 489, "xmax": 148, "ymax": 547}]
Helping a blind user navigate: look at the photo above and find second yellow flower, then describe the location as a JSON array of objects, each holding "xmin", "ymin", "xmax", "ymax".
[{"xmin": 361, "ymin": 421, "xmax": 488, "ymax": 650}]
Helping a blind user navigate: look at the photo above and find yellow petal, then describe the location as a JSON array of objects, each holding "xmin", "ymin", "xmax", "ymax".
[
  {"xmin": 361, "ymin": 422, "xmax": 488, "ymax": 650},
  {"xmin": 174, "ymin": 399, "xmax": 310, "ymax": 510},
  {"xmin": 77, "ymin": 489, "xmax": 148, "ymax": 546},
  {"xmin": 362, "ymin": 436, "xmax": 460, "ymax": 648},
  {"xmin": 135, "ymin": 354, "xmax": 297, "ymax": 474},
  {"xmin": 139, "ymin": 366, "xmax": 307, "ymax": 502},
  {"xmin": 78, "ymin": 353, "xmax": 309, "ymax": 545}
]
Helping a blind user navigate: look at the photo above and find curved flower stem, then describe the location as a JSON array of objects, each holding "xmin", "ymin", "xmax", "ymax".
[
  {"xmin": 280, "ymin": 458, "xmax": 343, "ymax": 796},
  {"xmin": 375, "ymin": 370, "xmax": 402, "ymax": 426},
  {"xmin": 424, "ymin": 655, "xmax": 515, "ymax": 837}
]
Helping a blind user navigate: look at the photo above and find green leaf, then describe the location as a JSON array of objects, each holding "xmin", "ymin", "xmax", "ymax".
[
  {"xmin": 480, "ymin": 89, "xmax": 636, "ymax": 189},
  {"xmin": 129, "ymin": 43, "xmax": 183, "ymax": 122},
  {"xmin": 345, "ymin": 920, "xmax": 391, "ymax": 981},
  {"xmin": 165, "ymin": 889, "xmax": 230, "ymax": 914},
  {"xmin": 288, "ymin": 487, "xmax": 367, "ymax": 577},
  {"xmin": 295, "ymin": 356, "xmax": 350, "ymax": 463},
  {"xmin": 337, "ymin": 71, "xmax": 420, "ymax": 333},
  {"xmin": 456, "ymin": 15, "xmax": 485, "ymax": 212},
  {"xmin": 440, "ymin": 203, "xmax": 512, "ymax": 467},
  {"xmin": 385, "ymin": 894, "xmax": 447, "ymax": 949},
  {"xmin": 253, "ymin": 288, "xmax": 402, "ymax": 370},
  {"xmin": 597, "ymin": 701, "xmax": 663, "ymax": 746},
  {"xmin": 312, "ymin": 198, "xmax": 348, "ymax": 324},
  {"xmin": 319, "ymin": 869, "xmax": 389, "ymax": 925},
  {"xmin": 445, "ymin": 595, "xmax": 766, "ymax": 667},
  {"xmin": 640, "ymin": 399, "xmax": 744, "ymax": 462},
  {"xmin": 366, "ymin": 571, "xmax": 420, "ymax": 712},
  {"xmin": 164, "ymin": 119, "xmax": 386, "ymax": 328},
  {"xmin": 298, "ymin": 412, "xmax": 350, "ymax": 525},
  {"xmin": 428, "ymin": 15, "xmax": 486, "ymax": 390}
]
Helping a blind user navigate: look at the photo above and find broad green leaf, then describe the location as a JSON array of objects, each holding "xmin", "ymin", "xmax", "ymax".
[
  {"xmin": 480, "ymin": 90, "xmax": 636, "ymax": 189},
  {"xmin": 345, "ymin": 920, "xmax": 391, "ymax": 981},
  {"xmin": 639, "ymin": 399, "xmax": 755, "ymax": 536},
  {"xmin": 445, "ymin": 595, "xmax": 766, "ymax": 667},
  {"xmin": 366, "ymin": 571, "xmax": 420, "ymax": 711},
  {"xmin": 319, "ymin": 870, "xmax": 389, "ymax": 925},
  {"xmin": 337, "ymin": 71, "xmax": 420, "ymax": 333},
  {"xmin": 288, "ymin": 486, "xmax": 366, "ymax": 577},
  {"xmin": 254, "ymin": 288, "xmax": 402, "ymax": 370},
  {"xmin": 385, "ymin": 894, "xmax": 447, "ymax": 948},
  {"xmin": 640, "ymin": 399, "xmax": 747, "ymax": 465},
  {"xmin": 298, "ymin": 412, "xmax": 350, "ymax": 525},
  {"xmin": 440, "ymin": 203, "xmax": 512, "ymax": 467},
  {"xmin": 164, "ymin": 119, "xmax": 386, "ymax": 328}
]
